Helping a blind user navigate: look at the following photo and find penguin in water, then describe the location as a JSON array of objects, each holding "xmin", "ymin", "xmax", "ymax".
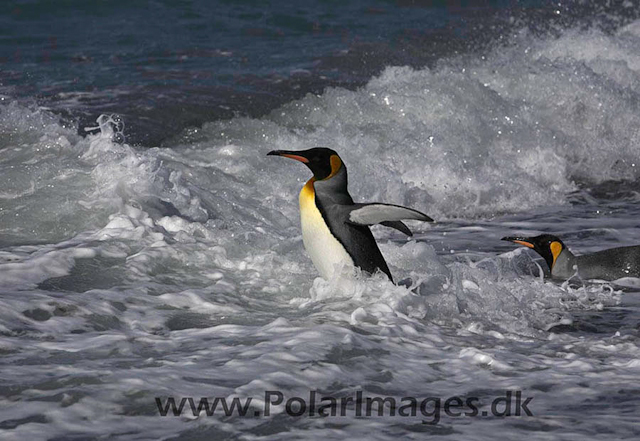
[
  {"xmin": 268, "ymin": 147, "xmax": 433, "ymax": 282},
  {"xmin": 502, "ymin": 234, "xmax": 640, "ymax": 281}
]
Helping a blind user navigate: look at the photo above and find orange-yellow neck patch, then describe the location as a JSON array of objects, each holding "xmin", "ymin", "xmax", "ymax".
[
  {"xmin": 325, "ymin": 154, "xmax": 342, "ymax": 180},
  {"xmin": 550, "ymin": 241, "xmax": 563, "ymax": 267},
  {"xmin": 300, "ymin": 177, "xmax": 316, "ymax": 204}
]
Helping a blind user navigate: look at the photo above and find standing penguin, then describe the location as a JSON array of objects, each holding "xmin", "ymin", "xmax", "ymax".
[
  {"xmin": 502, "ymin": 234, "xmax": 640, "ymax": 281},
  {"xmin": 268, "ymin": 148, "xmax": 433, "ymax": 282}
]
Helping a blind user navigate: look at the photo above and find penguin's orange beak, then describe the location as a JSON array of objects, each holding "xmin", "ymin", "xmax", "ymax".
[
  {"xmin": 267, "ymin": 150, "xmax": 309, "ymax": 163},
  {"xmin": 501, "ymin": 237, "xmax": 535, "ymax": 248}
]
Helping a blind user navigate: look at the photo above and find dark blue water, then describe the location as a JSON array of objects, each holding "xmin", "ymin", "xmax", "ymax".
[{"xmin": 3, "ymin": 0, "xmax": 635, "ymax": 145}]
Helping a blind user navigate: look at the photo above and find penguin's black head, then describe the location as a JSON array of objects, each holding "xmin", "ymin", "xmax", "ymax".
[
  {"xmin": 267, "ymin": 147, "xmax": 343, "ymax": 180},
  {"xmin": 501, "ymin": 234, "xmax": 566, "ymax": 271}
]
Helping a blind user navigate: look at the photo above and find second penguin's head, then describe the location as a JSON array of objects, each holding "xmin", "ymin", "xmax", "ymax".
[{"xmin": 502, "ymin": 234, "xmax": 567, "ymax": 272}]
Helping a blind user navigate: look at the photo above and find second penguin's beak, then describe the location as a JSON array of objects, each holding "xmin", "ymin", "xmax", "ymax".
[
  {"xmin": 501, "ymin": 236, "xmax": 535, "ymax": 249},
  {"xmin": 267, "ymin": 150, "xmax": 309, "ymax": 163}
]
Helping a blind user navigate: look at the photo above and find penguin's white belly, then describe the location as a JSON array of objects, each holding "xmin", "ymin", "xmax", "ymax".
[{"xmin": 299, "ymin": 179, "xmax": 354, "ymax": 279}]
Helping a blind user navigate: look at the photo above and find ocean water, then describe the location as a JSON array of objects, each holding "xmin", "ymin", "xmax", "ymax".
[{"xmin": 2, "ymin": 1, "xmax": 640, "ymax": 440}]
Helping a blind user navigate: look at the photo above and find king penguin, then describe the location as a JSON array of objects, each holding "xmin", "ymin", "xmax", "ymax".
[
  {"xmin": 502, "ymin": 234, "xmax": 640, "ymax": 281},
  {"xmin": 268, "ymin": 147, "xmax": 433, "ymax": 282}
]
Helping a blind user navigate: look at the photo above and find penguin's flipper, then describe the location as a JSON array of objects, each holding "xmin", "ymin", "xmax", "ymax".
[
  {"xmin": 348, "ymin": 203, "xmax": 433, "ymax": 235},
  {"xmin": 380, "ymin": 220, "xmax": 413, "ymax": 236}
]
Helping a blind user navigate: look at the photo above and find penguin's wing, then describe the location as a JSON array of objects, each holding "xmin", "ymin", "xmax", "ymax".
[
  {"xmin": 380, "ymin": 221, "xmax": 413, "ymax": 236},
  {"xmin": 347, "ymin": 203, "xmax": 433, "ymax": 236}
]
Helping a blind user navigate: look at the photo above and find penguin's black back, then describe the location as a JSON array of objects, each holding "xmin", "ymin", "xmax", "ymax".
[{"xmin": 577, "ymin": 245, "xmax": 640, "ymax": 280}]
